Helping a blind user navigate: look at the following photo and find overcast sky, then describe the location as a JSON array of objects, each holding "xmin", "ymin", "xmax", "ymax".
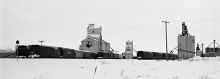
[{"xmin": 0, "ymin": 0, "xmax": 220, "ymax": 54}]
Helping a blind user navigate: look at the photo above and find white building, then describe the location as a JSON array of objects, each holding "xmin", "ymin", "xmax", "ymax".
[{"xmin": 79, "ymin": 24, "xmax": 111, "ymax": 53}]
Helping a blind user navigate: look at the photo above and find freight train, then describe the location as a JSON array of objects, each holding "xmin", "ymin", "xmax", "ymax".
[
  {"xmin": 14, "ymin": 45, "xmax": 121, "ymax": 59},
  {"xmin": 137, "ymin": 51, "xmax": 178, "ymax": 60},
  {"xmin": 2, "ymin": 45, "xmax": 180, "ymax": 60}
]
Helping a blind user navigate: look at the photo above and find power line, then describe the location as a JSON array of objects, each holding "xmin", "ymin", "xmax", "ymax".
[
  {"xmin": 44, "ymin": 22, "xmax": 161, "ymax": 42},
  {"xmin": 42, "ymin": 18, "xmax": 219, "ymax": 42},
  {"xmin": 102, "ymin": 22, "xmax": 161, "ymax": 35},
  {"xmin": 44, "ymin": 36, "xmax": 86, "ymax": 41},
  {"xmin": 169, "ymin": 18, "xmax": 220, "ymax": 22}
]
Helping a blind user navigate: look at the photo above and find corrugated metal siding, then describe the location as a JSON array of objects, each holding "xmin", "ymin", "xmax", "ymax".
[
  {"xmin": 178, "ymin": 36, "xmax": 195, "ymax": 59},
  {"xmin": 102, "ymin": 42, "xmax": 106, "ymax": 51}
]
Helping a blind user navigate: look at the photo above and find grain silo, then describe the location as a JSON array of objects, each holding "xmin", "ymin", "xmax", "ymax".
[{"xmin": 178, "ymin": 22, "xmax": 195, "ymax": 59}]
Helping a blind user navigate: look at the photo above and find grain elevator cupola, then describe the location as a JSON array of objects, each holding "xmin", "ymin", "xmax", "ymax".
[
  {"xmin": 87, "ymin": 23, "xmax": 102, "ymax": 39},
  {"xmin": 181, "ymin": 22, "xmax": 190, "ymax": 36}
]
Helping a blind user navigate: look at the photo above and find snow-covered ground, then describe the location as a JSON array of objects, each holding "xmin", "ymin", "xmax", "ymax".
[{"xmin": 1, "ymin": 57, "xmax": 220, "ymax": 79}]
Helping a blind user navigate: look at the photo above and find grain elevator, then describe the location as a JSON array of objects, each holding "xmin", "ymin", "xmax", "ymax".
[
  {"xmin": 124, "ymin": 40, "xmax": 133, "ymax": 59},
  {"xmin": 79, "ymin": 24, "xmax": 111, "ymax": 53},
  {"xmin": 178, "ymin": 22, "xmax": 195, "ymax": 59}
]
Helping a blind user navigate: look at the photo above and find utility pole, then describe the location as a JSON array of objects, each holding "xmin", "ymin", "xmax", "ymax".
[
  {"xmin": 162, "ymin": 21, "xmax": 169, "ymax": 61},
  {"xmin": 38, "ymin": 40, "xmax": 44, "ymax": 45},
  {"xmin": 214, "ymin": 40, "xmax": 216, "ymax": 52},
  {"xmin": 202, "ymin": 43, "xmax": 204, "ymax": 57}
]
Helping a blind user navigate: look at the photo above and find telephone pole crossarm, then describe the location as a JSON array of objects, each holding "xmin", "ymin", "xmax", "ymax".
[{"xmin": 38, "ymin": 40, "xmax": 44, "ymax": 45}]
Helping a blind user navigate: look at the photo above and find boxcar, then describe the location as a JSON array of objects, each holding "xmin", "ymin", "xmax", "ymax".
[
  {"xmin": 137, "ymin": 51, "xmax": 144, "ymax": 59},
  {"xmin": 161, "ymin": 53, "xmax": 166, "ymax": 59},
  {"xmin": 108, "ymin": 53, "xmax": 114, "ymax": 59},
  {"xmin": 97, "ymin": 52, "xmax": 103, "ymax": 58},
  {"xmin": 83, "ymin": 51, "xmax": 93, "ymax": 59},
  {"xmin": 97, "ymin": 52, "xmax": 109, "ymax": 59},
  {"xmin": 16, "ymin": 45, "xmax": 29, "ymax": 57},
  {"xmin": 114, "ymin": 54, "xmax": 119, "ymax": 59},
  {"xmin": 167, "ymin": 53, "xmax": 172, "ymax": 59},
  {"xmin": 162, "ymin": 53, "xmax": 171, "ymax": 59},
  {"xmin": 92, "ymin": 53, "xmax": 97, "ymax": 59},
  {"xmin": 58, "ymin": 47, "xmax": 76, "ymax": 58},
  {"xmin": 153, "ymin": 52, "xmax": 163, "ymax": 59},
  {"xmin": 170, "ymin": 54, "xmax": 175, "ymax": 59},
  {"xmin": 29, "ymin": 45, "xmax": 60, "ymax": 58},
  {"xmin": 75, "ymin": 50, "xmax": 84, "ymax": 58},
  {"xmin": 174, "ymin": 54, "xmax": 178, "ymax": 59},
  {"xmin": 103, "ymin": 53, "xmax": 110, "ymax": 59},
  {"xmin": 137, "ymin": 51, "xmax": 154, "ymax": 59}
]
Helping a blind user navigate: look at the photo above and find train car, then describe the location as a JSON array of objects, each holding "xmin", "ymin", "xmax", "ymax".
[
  {"xmin": 161, "ymin": 53, "xmax": 178, "ymax": 60},
  {"xmin": 16, "ymin": 45, "xmax": 29, "ymax": 58},
  {"xmin": 153, "ymin": 52, "xmax": 163, "ymax": 59},
  {"xmin": 83, "ymin": 51, "xmax": 94, "ymax": 59},
  {"xmin": 58, "ymin": 47, "xmax": 76, "ymax": 58},
  {"xmin": 162, "ymin": 53, "xmax": 170, "ymax": 59},
  {"xmin": 137, "ymin": 51, "xmax": 154, "ymax": 59},
  {"xmin": 175, "ymin": 54, "xmax": 178, "ymax": 59},
  {"xmin": 97, "ymin": 51, "xmax": 103, "ymax": 58},
  {"xmin": 29, "ymin": 45, "xmax": 60, "ymax": 58},
  {"xmin": 28, "ymin": 45, "xmax": 40, "ymax": 57},
  {"xmin": 75, "ymin": 50, "xmax": 84, "ymax": 58},
  {"xmin": 174, "ymin": 54, "xmax": 178, "ymax": 59},
  {"xmin": 112, "ymin": 53, "xmax": 115, "ymax": 59},
  {"xmin": 137, "ymin": 51, "xmax": 144, "ymax": 59},
  {"xmin": 170, "ymin": 54, "xmax": 175, "ymax": 59},
  {"xmin": 167, "ymin": 53, "xmax": 172, "ymax": 59},
  {"xmin": 161, "ymin": 53, "xmax": 165, "ymax": 59},
  {"xmin": 174, "ymin": 54, "xmax": 177, "ymax": 59},
  {"xmin": 113, "ymin": 54, "xmax": 119, "ymax": 59},
  {"xmin": 108, "ymin": 53, "xmax": 114, "ymax": 59},
  {"xmin": 103, "ymin": 52, "xmax": 109, "ymax": 59},
  {"xmin": 97, "ymin": 51, "xmax": 109, "ymax": 59},
  {"xmin": 92, "ymin": 53, "xmax": 97, "ymax": 59}
]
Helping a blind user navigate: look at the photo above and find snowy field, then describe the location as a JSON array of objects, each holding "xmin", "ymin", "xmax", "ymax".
[{"xmin": 1, "ymin": 57, "xmax": 220, "ymax": 79}]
